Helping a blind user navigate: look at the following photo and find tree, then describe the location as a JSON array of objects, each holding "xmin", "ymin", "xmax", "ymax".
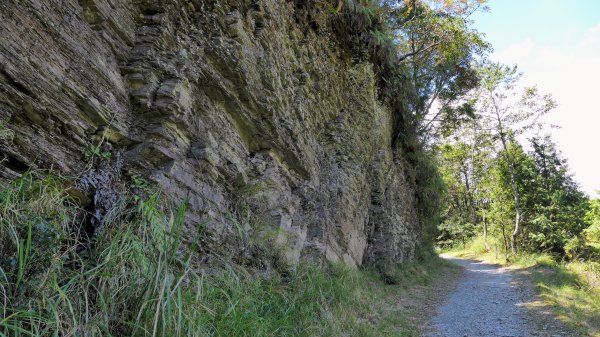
[
  {"xmin": 387, "ymin": 0, "xmax": 490, "ymax": 142},
  {"xmin": 522, "ymin": 135, "xmax": 589, "ymax": 253},
  {"xmin": 483, "ymin": 136, "xmax": 525, "ymax": 256},
  {"xmin": 437, "ymin": 118, "xmax": 495, "ymax": 248},
  {"xmin": 437, "ymin": 141, "xmax": 476, "ymax": 246},
  {"xmin": 437, "ymin": 126, "xmax": 591, "ymax": 258},
  {"xmin": 471, "ymin": 61, "xmax": 556, "ymax": 255}
]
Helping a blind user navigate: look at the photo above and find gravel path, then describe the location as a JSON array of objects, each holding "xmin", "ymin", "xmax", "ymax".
[{"xmin": 422, "ymin": 257, "xmax": 574, "ymax": 337}]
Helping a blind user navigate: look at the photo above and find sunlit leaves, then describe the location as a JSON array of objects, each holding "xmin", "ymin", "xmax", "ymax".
[{"xmin": 387, "ymin": 1, "xmax": 490, "ymax": 140}]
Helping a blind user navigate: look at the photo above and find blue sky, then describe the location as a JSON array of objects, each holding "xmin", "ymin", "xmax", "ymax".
[
  {"xmin": 472, "ymin": 0, "xmax": 600, "ymax": 51},
  {"xmin": 470, "ymin": 0, "xmax": 600, "ymax": 196}
]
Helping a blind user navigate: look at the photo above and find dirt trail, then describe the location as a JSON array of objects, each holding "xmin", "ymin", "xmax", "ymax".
[{"xmin": 422, "ymin": 257, "xmax": 576, "ymax": 337}]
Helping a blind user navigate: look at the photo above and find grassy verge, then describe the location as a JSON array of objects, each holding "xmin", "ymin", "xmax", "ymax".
[
  {"xmin": 0, "ymin": 172, "xmax": 452, "ymax": 336},
  {"xmin": 444, "ymin": 237, "xmax": 600, "ymax": 336}
]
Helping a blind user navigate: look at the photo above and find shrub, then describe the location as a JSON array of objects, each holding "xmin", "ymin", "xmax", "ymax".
[{"xmin": 564, "ymin": 236, "xmax": 600, "ymax": 261}]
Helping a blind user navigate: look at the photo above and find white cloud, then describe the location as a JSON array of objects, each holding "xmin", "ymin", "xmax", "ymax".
[
  {"xmin": 580, "ymin": 22, "xmax": 600, "ymax": 48},
  {"xmin": 490, "ymin": 27, "xmax": 600, "ymax": 196},
  {"xmin": 493, "ymin": 38, "xmax": 535, "ymax": 64}
]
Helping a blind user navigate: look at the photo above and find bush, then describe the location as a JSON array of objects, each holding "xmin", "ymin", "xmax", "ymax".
[
  {"xmin": 564, "ymin": 236, "xmax": 600, "ymax": 261},
  {"xmin": 436, "ymin": 221, "xmax": 477, "ymax": 248}
]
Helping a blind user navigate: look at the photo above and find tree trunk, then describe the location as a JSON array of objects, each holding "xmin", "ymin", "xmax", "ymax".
[
  {"xmin": 483, "ymin": 216, "xmax": 491, "ymax": 251},
  {"xmin": 491, "ymin": 99, "xmax": 522, "ymax": 256},
  {"xmin": 501, "ymin": 222, "xmax": 509, "ymax": 259},
  {"xmin": 499, "ymin": 133, "xmax": 522, "ymax": 256},
  {"xmin": 462, "ymin": 169, "xmax": 478, "ymax": 227}
]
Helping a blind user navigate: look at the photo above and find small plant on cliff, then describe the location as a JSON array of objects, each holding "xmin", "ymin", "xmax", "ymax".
[
  {"xmin": 84, "ymin": 144, "xmax": 112, "ymax": 159},
  {"xmin": 0, "ymin": 121, "xmax": 14, "ymax": 142}
]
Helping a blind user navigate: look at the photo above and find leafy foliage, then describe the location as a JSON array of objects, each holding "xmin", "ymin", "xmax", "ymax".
[
  {"xmin": 434, "ymin": 59, "xmax": 593, "ymax": 259},
  {"xmin": 436, "ymin": 120, "xmax": 494, "ymax": 247},
  {"xmin": 519, "ymin": 136, "xmax": 589, "ymax": 254},
  {"xmin": 387, "ymin": 0, "xmax": 490, "ymax": 140},
  {"xmin": 412, "ymin": 148, "xmax": 446, "ymax": 242},
  {"xmin": 583, "ymin": 197, "xmax": 600, "ymax": 252},
  {"xmin": 437, "ymin": 128, "xmax": 593, "ymax": 259}
]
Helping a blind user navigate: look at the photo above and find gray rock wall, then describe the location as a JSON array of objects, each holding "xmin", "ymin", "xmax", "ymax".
[{"xmin": 0, "ymin": 0, "xmax": 422, "ymax": 267}]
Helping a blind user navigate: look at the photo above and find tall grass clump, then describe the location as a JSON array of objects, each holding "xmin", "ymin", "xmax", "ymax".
[
  {"xmin": 0, "ymin": 172, "xmax": 454, "ymax": 337},
  {"xmin": 0, "ymin": 172, "xmax": 198, "ymax": 336}
]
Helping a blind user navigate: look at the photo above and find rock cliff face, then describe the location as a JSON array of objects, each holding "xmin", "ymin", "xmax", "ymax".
[{"xmin": 0, "ymin": 0, "xmax": 422, "ymax": 267}]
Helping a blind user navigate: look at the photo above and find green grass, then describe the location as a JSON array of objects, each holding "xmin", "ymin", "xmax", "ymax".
[
  {"xmin": 444, "ymin": 237, "xmax": 600, "ymax": 336},
  {"xmin": 0, "ymin": 172, "xmax": 452, "ymax": 336}
]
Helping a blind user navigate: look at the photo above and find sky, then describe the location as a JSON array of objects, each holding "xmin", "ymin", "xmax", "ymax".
[{"xmin": 470, "ymin": 0, "xmax": 600, "ymax": 197}]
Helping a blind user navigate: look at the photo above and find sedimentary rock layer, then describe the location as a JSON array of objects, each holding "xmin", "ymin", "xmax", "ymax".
[{"xmin": 0, "ymin": 0, "xmax": 421, "ymax": 267}]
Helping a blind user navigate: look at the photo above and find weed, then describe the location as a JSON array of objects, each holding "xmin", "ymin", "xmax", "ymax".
[
  {"xmin": 85, "ymin": 144, "xmax": 112, "ymax": 159},
  {"xmin": 130, "ymin": 174, "xmax": 150, "ymax": 191}
]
